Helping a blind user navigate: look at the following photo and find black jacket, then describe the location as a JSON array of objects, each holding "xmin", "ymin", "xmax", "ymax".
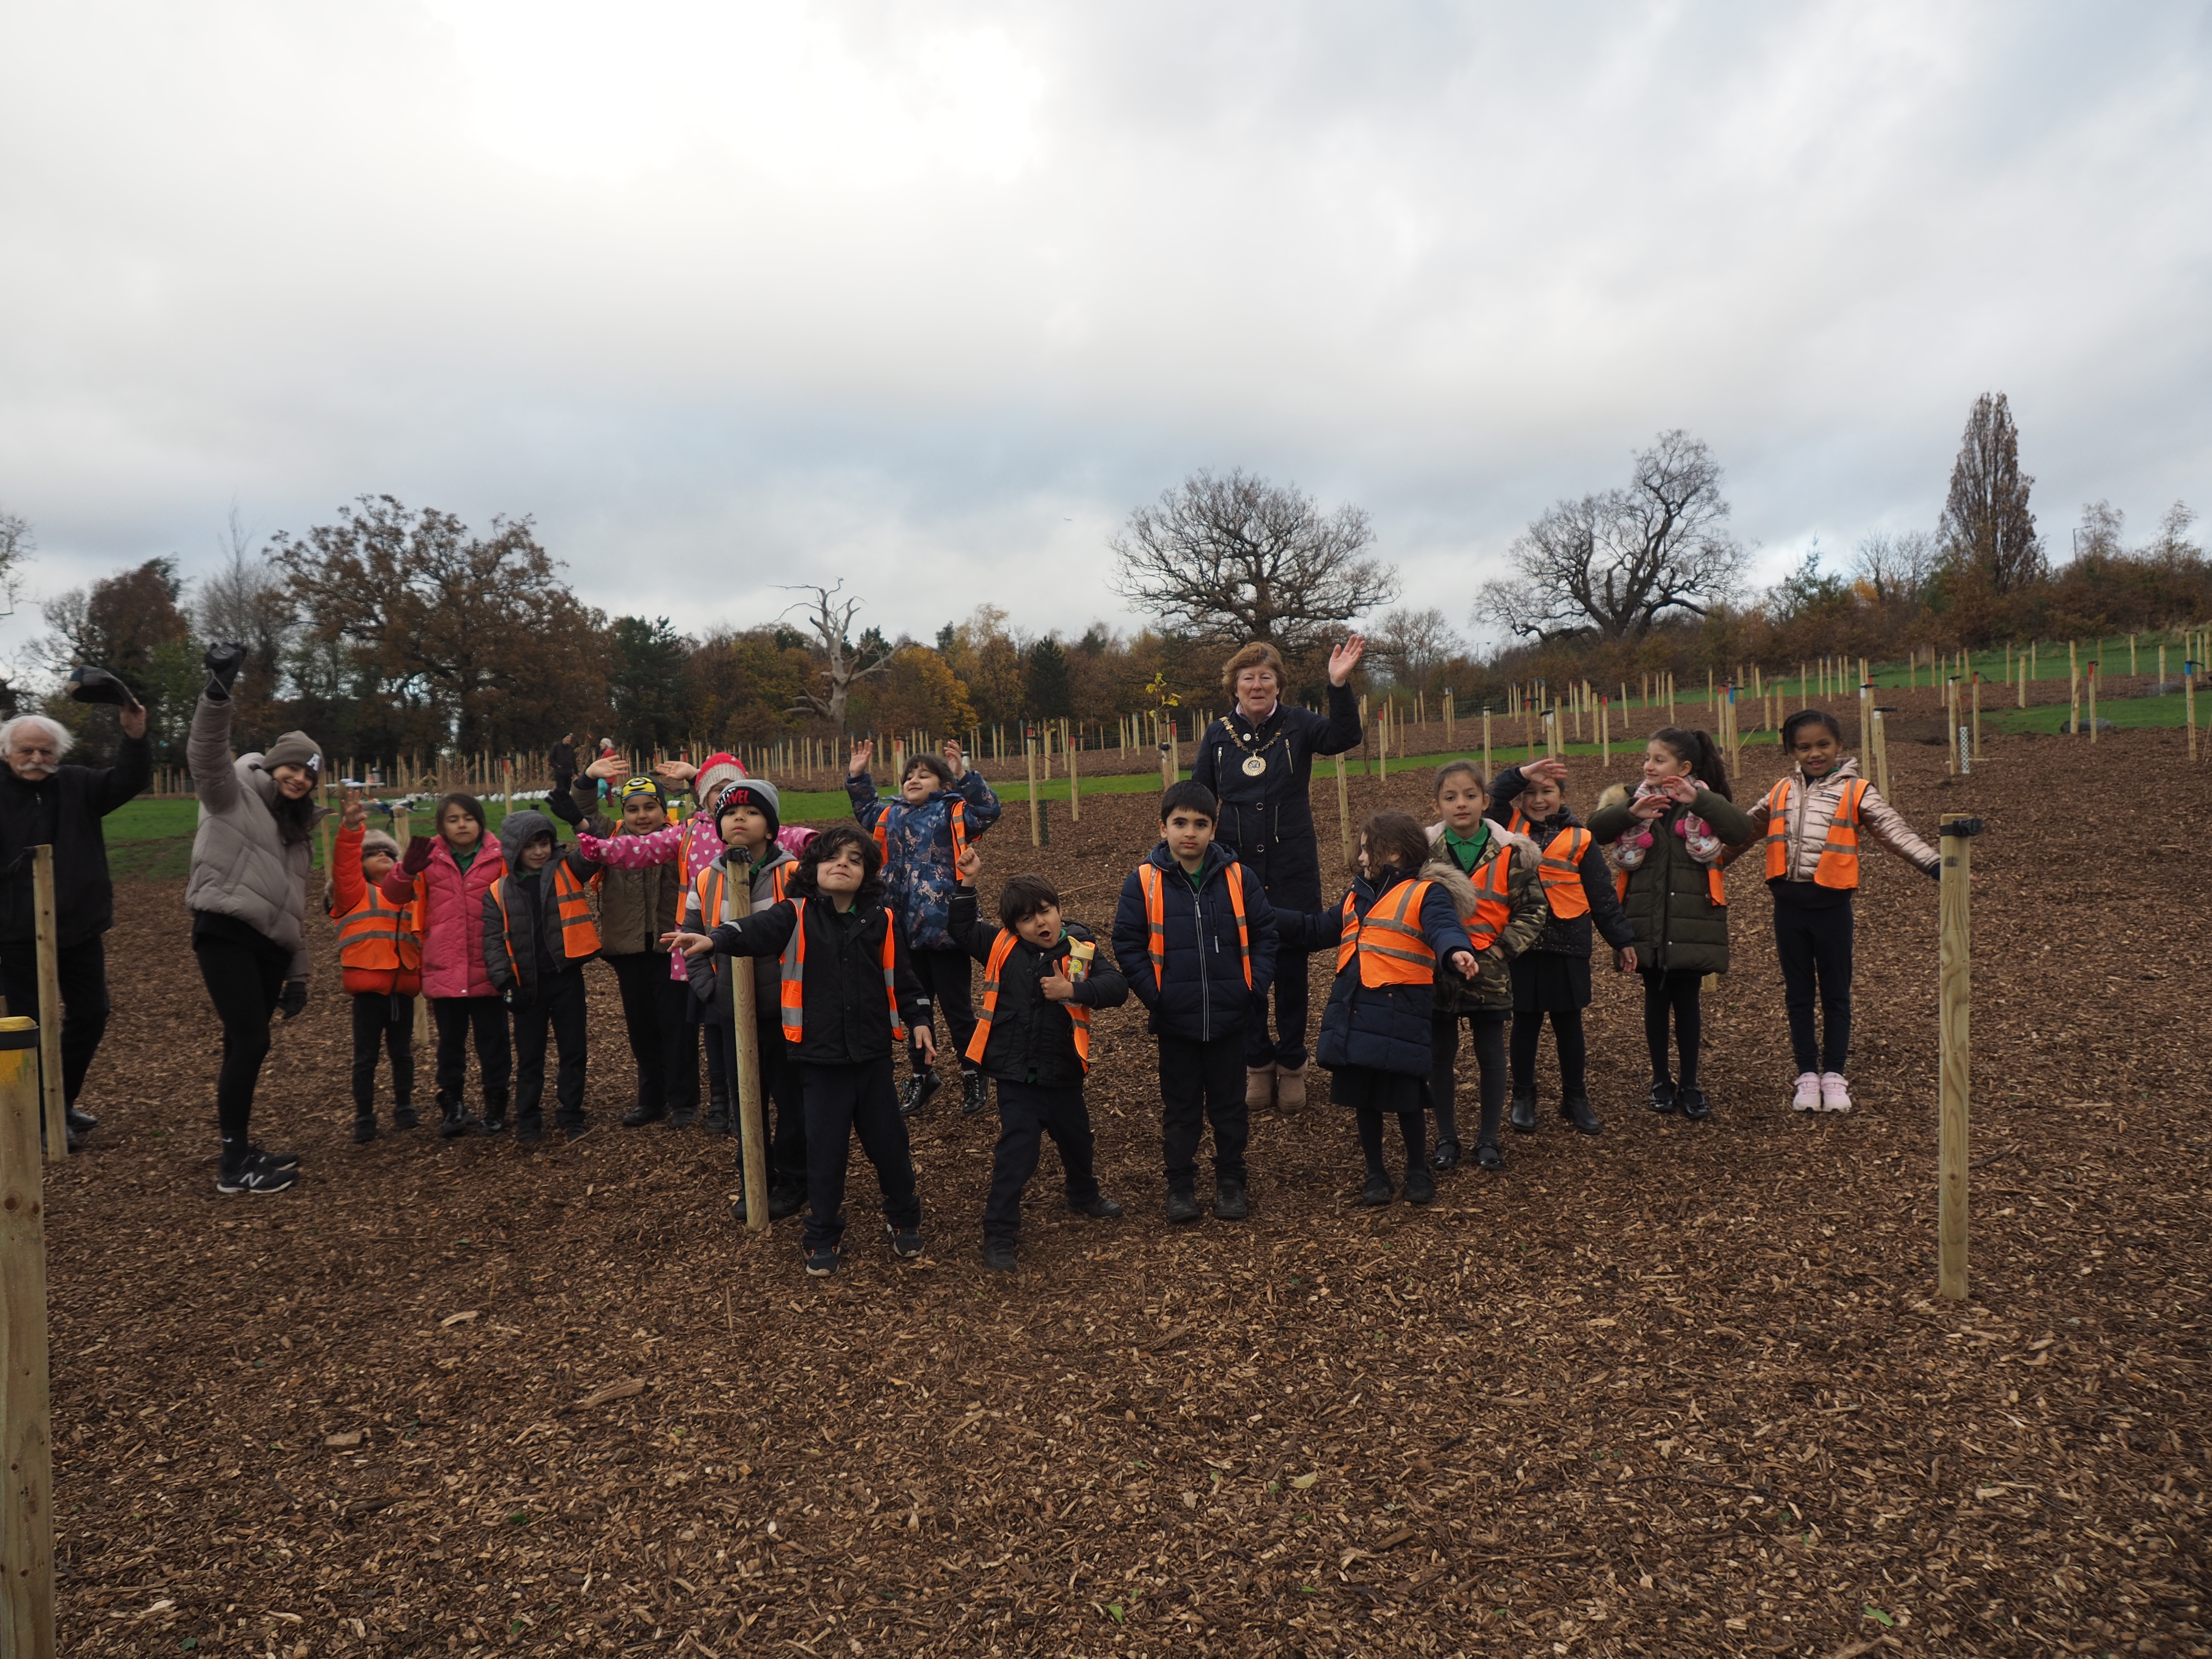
[
  {"xmin": 481, "ymin": 810, "xmax": 598, "ymax": 999},
  {"xmin": 709, "ymin": 896, "xmax": 930, "ymax": 1067},
  {"xmin": 1110, "ymin": 842, "xmax": 1279, "ymax": 1044},
  {"xmin": 0, "ymin": 734, "xmax": 153, "ymax": 947},
  {"xmin": 948, "ymin": 888, "xmax": 1128, "ymax": 1088},
  {"xmin": 1189, "ymin": 683, "xmax": 1362, "ymax": 906},
  {"xmin": 1483, "ymin": 768, "xmax": 1636, "ymax": 959}
]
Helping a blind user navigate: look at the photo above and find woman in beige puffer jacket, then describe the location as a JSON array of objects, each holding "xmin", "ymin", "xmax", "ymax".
[{"xmin": 185, "ymin": 645, "xmax": 325, "ymax": 1194}]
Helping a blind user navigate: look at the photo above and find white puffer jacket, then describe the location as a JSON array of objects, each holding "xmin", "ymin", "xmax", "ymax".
[
  {"xmin": 183, "ymin": 694, "xmax": 317, "ymax": 979},
  {"xmin": 1740, "ymin": 757, "xmax": 1938, "ymax": 881}
]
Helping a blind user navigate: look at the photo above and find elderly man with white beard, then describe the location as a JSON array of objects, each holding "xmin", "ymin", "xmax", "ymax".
[{"xmin": 0, "ymin": 695, "xmax": 152, "ymax": 1151}]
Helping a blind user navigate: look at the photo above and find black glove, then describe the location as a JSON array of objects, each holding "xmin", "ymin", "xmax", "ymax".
[
  {"xmin": 203, "ymin": 642, "xmax": 249, "ymax": 702},
  {"xmin": 278, "ymin": 979, "xmax": 308, "ymax": 1020},
  {"xmin": 542, "ymin": 787, "xmax": 582, "ymax": 827},
  {"xmin": 400, "ymin": 837, "xmax": 435, "ymax": 878}
]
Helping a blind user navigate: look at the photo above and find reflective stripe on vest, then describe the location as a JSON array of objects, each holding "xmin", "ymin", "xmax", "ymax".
[
  {"xmin": 964, "ymin": 930, "xmax": 1092, "ymax": 1073},
  {"xmin": 1462, "ymin": 854, "xmax": 1516, "ymax": 950},
  {"xmin": 337, "ymin": 888, "xmax": 420, "ymax": 972},
  {"xmin": 1506, "ymin": 816, "xmax": 1592, "ymax": 920},
  {"xmin": 777, "ymin": 899, "xmax": 908, "ymax": 1046},
  {"xmin": 1351, "ymin": 878, "xmax": 1439, "ymax": 988},
  {"xmin": 691, "ymin": 859, "xmax": 790, "ymax": 976},
  {"xmin": 1137, "ymin": 861, "xmax": 1251, "ymax": 991},
  {"xmin": 872, "ymin": 800, "xmax": 967, "ymax": 866},
  {"xmin": 491, "ymin": 863, "xmax": 601, "ymax": 983},
  {"xmin": 1762, "ymin": 777, "xmax": 1865, "ymax": 890}
]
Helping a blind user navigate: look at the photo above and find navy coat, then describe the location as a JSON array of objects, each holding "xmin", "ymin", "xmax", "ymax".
[
  {"xmin": 846, "ymin": 769, "xmax": 1001, "ymax": 951},
  {"xmin": 1311, "ymin": 869, "xmax": 1476, "ymax": 1078},
  {"xmin": 1110, "ymin": 842, "xmax": 1279, "ymax": 1044},
  {"xmin": 1189, "ymin": 683, "xmax": 1362, "ymax": 911}
]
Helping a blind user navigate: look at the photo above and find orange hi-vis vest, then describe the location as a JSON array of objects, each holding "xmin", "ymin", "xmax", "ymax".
[
  {"xmin": 1136, "ymin": 861, "xmax": 1251, "ymax": 990},
  {"xmin": 337, "ymin": 886, "xmax": 420, "ymax": 974},
  {"xmin": 873, "ymin": 799, "xmax": 968, "ymax": 866},
  {"xmin": 965, "ymin": 930, "xmax": 1092, "ymax": 1073},
  {"xmin": 690, "ymin": 858, "xmax": 791, "ymax": 977},
  {"xmin": 1335, "ymin": 878, "xmax": 1434, "ymax": 984},
  {"xmin": 492, "ymin": 862, "xmax": 601, "ymax": 983},
  {"xmin": 1507, "ymin": 812, "xmax": 1594, "ymax": 920},
  {"xmin": 1761, "ymin": 776, "xmax": 1867, "ymax": 890},
  {"xmin": 777, "ymin": 899, "xmax": 906, "ymax": 1046}
]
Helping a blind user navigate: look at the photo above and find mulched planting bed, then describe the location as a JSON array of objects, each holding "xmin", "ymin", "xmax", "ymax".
[{"xmin": 40, "ymin": 731, "xmax": 2210, "ymax": 1656}]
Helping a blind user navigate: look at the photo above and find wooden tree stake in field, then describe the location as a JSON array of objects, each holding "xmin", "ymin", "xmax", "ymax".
[
  {"xmin": 1067, "ymin": 739, "xmax": 1080, "ymax": 822},
  {"xmin": 1482, "ymin": 709, "xmax": 1493, "ymax": 786},
  {"xmin": 1937, "ymin": 814, "xmax": 1980, "ymax": 1302},
  {"xmin": 1972, "ymin": 674, "xmax": 1983, "ymax": 758},
  {"xmin": 1027, "ymin": 740, "xmax": 1043, "ymax": 848},
  {"xmin": 2069, "ymin": 641, "xmax": 2080, "ymax": 735},
  {"xmin": 2088, "ymin": 663, "xmax": 2099, "ymax": 743},
  {"xmin": 721, "ymin": 855, "xmax": 769, "ymax": 1232},
  {"xmin": 2187, "ymin": 663, "xmax": 2198, "ymax": 763},
  {"xmin": 29, "ymin": 850, "xmax": 63, "ymax": 1161},
  {"xmin": 0, "ymin": 1013, "xmax": 55, "ymax": 1657},
  {"xmin": 1334, "ymin": 755, "xmax": 1351, "ymax": 870},
  {"xmin": 1599, "ymin": 696, "xmax": 1610, "ymax": 767}
]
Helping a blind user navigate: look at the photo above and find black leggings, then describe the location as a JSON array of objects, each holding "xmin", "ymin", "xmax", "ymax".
[
  {"xmin": 193, "ymin": 930, "xmax": 289, "ymax": 1160},
  {"xmin": 907, "ymin": 947, "xmax": 979, "ymax": 1073},
  {"xmin": 1773, "ymin": 899, "xmax": 1854, "ymax": 1074},
  {"xmin": 349, "ymin": 990, "xmax": 415, "ymax": 1115},
  {"xmin": 1429, "ymin": 1010, "xmax": 1509, "ymax": 1151},
  {"xmin": 1357, "ymin": 1106, "xmax": 1425, "ymax": 1177},
  {"xmin": 1509, "ymin": 1008, "xmax": 1588, "ymax": 1096},
  {"xmin": 1641, "ymin": 970, "xmax": 1704, "ymax": 1089}
]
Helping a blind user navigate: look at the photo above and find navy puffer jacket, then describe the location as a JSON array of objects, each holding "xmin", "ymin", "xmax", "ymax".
[
  {"xmin": 846, "ymin": 769, "xmax": 1001, "ymax": 951},
  {"xmin": 1110, "ymin": 842, "xmax": 1279, "ymax": 1043},
  {"xmin": 1312, "ymin": 867, "xmax": 1477, "ymax": 1078}
]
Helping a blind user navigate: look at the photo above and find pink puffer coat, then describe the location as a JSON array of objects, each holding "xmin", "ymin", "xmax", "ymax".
[{"xmin": 384, "ymin": 836, "xmax": 508, "ymax": 999}]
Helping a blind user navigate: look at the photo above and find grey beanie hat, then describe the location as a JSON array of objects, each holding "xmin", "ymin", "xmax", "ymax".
[
  {"xmin": 262, "ymin": 730, "xmax": 323, "ymax": 775},
  {"xmin": 714, "ymin": 778, "xmax": 781, "ymax": 842},
  {"xmin": 360, "ymin": 828, "xmax": 401, "ymax": 860}
]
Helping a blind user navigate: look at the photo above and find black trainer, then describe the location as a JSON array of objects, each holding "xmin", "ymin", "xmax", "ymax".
[
  {"xmin": 961, "ymin": 1071, "xmax": 990, "ymax": 1115},
  {"xmin": 979, "ymin": 1240, "xmax": 1018, "ymax": 1273},
  {"xmin": 248, "ymin": 1144, "xmax": 301, "ymax": 1171},
  {"xmin": 621, "ymin": 1103, "xmax": 667, "ymax": 1128},
  {"xmin": 898, "ymin": 1072, "xmax": 942, "ymax": 1117},
  {"xmin": 768, "ymin": 1185, "xmax": 807, "ymax": 1221},
  {"xmin": 670, "ymin": 1106, "xmax": 697, "ymax": 1130},
  {"xmin": 1070, "ymin": 1194, "xmax": 1123, "ymax": 1219},
  {"xmin": 475, "ymin": 1115, "xmax": 508, "ymax": 1137},
  {"xmin": 438, "ymin": 1106, "xmax": 477, "ymax": 1138},
  {"xmin": 805, "ymin": 1246, "xmax": 841, "ymax": 1278},
  {"xmin": 515, "ymin": 1116, "xmax": 545, "ymax": 1146},
  {"xmin": 703, "ymin": 1104, "xmax": 730, "ymax": 1135},
  {"xmin": 1165, "ymin": 1189, "xmax": 1202, "ymax": 1225},
  {"xmin": 392, "ymin": 1104, "xmax": 420, "ymax": 1130},
  {"xmin": 217, "ymin": 1158, "xmax": 296, "ymax": 1195},
  {"xmin": 351, "ymin": 1115, "xmax": 377, "ymax": 1145},
  {"xmin": 66, "ymin": 1106, "xmax": 98, "ymax": 1132},
  {"xmin": 885, "ymin": 1223, "xmax": 927, "ymax": 1260},
  {"xmin": 1213, "ymin": 1180, "xmax": 1249, "ymax": 1222}
]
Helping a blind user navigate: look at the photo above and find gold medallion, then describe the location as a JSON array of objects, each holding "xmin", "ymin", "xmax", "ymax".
[{"xmin": 1242, "ymin": 754, "xmax": 1267, "ymax": 777}]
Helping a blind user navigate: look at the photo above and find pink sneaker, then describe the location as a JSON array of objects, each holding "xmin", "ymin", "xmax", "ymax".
[
  {"xmin": 1819, "ymin": 1072, "xmax": 1852, "ymax": 1113},
  {"xmin": 1791, "ymin": 1071, "xmax": 1820, "ymax": 1112}
]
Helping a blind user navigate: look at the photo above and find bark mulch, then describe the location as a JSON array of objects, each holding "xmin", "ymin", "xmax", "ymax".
[{"xmin": 39, "ymin": 731, "xmax": 2210, "ymax": 1656}]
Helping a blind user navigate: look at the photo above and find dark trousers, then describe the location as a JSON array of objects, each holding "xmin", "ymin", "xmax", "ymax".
[
  {"xmin": 1158, "ymin": 1032, "xmax": 1248, "ymax": 1189},
  {"xmin": 706, "ymin": 1016, "xmax": 808, "ymax": 1190},
  {"xmin": 983, "ymin": 1080, "xmax": 1101, "ymax": 1241},
  {"xmin": 908, "ymin": 948, "xmax": 979, "ymax": 1072},
  {"xmin": 349, "ymin": 990, "xmax": 415, "ymax": 1116},
  {"xmin": 1430, "ymin": 1010, "xmax": 1509, "ymax": 1152},
  {"xmin": 432, "ymin": 995, "xmax": 512, "ymax": 1112},
  {"xmin": 1509, "ymin": 1009, "xmax": 1588, "ymax": 1097},
  {"xmin": 1774, "ymin": 900, "xmax": 1854, "ymax": 1074},
  {"xmin": 798, "ymin": 1056, "xmax": 920, "ymax": 1253},
  {"xmin": 192, "ymin": 932, "xmax": 288, "ymax": 1158},
  {"xmin": 1245, "ymin": 950, "xmax": 1312, "ymax": 1070},
  {"xmin": 0, "ymin": 936, "xmax": 112, "ymax": 1109},
  {"xmin": 511, "ymin": 971, "xmax": 587, "ymax": 1128},
  {"xmin": 1641, "ymin": 970, "xmax": 1704, "ymax": 1089},
  {"xmin": 608, "ymin": 953, "xmax": 697, "ymax": 1114}
]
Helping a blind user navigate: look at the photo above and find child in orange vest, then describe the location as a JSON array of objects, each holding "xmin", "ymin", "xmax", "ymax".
[
  {"xmin": 481, "ymin": 810, "xmax": 601, "ymax": 1144},
  {"xmin": 948, "ymin": 844, "xmax": 1128, "ymax": 1273},
  {"xmin": 329, "ymin": 791, "xmax": 419, "ymax": 1143},
  {"xmin": 1732, "ymin": 709, "xmax": 1937, "ymax": 1114}
]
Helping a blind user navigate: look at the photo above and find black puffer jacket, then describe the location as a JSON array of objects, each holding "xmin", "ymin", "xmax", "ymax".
[
  {"xmin": 948, "ymin": 889, "xmax": 1128, "ymax": 1089},
  {"xmin": 1484, "ymin": 767, "xmax": 1636, "ymax": 960},
  {"xmin": 0, "ymin": 732, "xmax": 151, "ymax": 947},
  {"xmin": 708, "ymin": 895, "xmax": 930, "ymax": 1068},
  {"xmin": 481, "ymin": 810, "xmax": 600, "ymax": 999}
]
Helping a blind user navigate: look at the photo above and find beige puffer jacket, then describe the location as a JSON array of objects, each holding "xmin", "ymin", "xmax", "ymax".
[
  {"xmin": 1737, "ymin": 757, "xmax": 1937, "ymax": 881},
  {"xmin": 184, "ymin": 694, "xmax": 319, "ymax": 979}
]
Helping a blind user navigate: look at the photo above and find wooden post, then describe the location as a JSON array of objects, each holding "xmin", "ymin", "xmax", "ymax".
[
  {"xmin": 2130, "ymin": 632, "xmax": 2138, "ymax": 676},
  {"xmin": 2087, "ymin": 663, "xmax": 2098, "ymax": 743},
  {"xmin": 1872, "ymin": 709, "xmax": 1891, "ymax": 802},
  {"xmin": 2187, "ymin": 663, "xmax": 2197, "ymax": 762},
  {"xmin": 722, "ymin": 854, "xmax": 769, "ymax": 1232},
  {"xmin": 0, "ymin": 1013, "xmax": 54, "ymax": 1659},
  {"xmin": 1971, "ymin": 673, "xmax": 1982, "ymax": 758},
  {"xmin": 29, "ymin": 850, "xmax": 64, "ymax": 1160},
  {"xmin": 1377, "ymin": 707, "xmax": 1389, "ymax": 781},
  {"xmin": 1599, "ymin": 696, "xmax": 1610, "ymax": 767},
  {"xmin": 1027, "ymin": 739, "xmax": 1043, "ymax": 847},
  {"xmin": 1334, "ymin": 754, "xmax": 1351, "ymax": 870},
  {"xmin": 2069, "ymin": 640, "xmax": 2080, "ymax": 734},
  {"xmin": 1443, "ymin": 688, "xmax": 1455, "ymax": 746},
  {"xmin": 1067, "ymin": 737, "xmax": 1080, "ymax": 822},
  {"xmin": 1936, "ymin": 813, "xmax": 1979, "ymax": 1301},
  {"xmin": 318, "ymin": 778, "xmax": 333, "ymax": 874},
  {"xmin": 2018, "ymin": 649, "xmax": 2027, "ymax": 709}
]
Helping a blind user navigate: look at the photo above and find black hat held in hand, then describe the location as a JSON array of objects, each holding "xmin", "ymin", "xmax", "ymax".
[{"xmin": 65, "ymin": 665, "xmax": 143, "ymax": 710}]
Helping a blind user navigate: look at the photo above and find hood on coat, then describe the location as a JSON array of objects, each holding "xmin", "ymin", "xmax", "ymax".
[
  {"xmin": 1595, "ymin": 782, "xmax": 1631, "ymax": 813},
  {"xmin": 1419, "ymin": 826, "xmax": 1537, "ymax": 922},
  {"xmin": 497, "ymin": 808, "xmax": 559, "ymax": 866}
]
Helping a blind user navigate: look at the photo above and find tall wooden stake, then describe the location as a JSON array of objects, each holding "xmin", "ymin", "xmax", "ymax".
[
  {"xmin": 2187, "ymin": 664, "xmax": 2198, "ymax": 762},
  {"xmin": 1481, "ymin": 709, "xmax": 1492, "ymax": 785},
  {"xmin": 0, "ymin": 1013, "xmax": 54, "ymax": 1658},
  {"xmin": 2088, "ymin": 663, "xmax": 2099, "ymax": 743},
  {"xmin": 1027, "ymin": 740, "xmax": 1043, "ymax": 847},
  {"xmin": 1067, "ymin": 738, "xmax": 1080, "ymax": 822},
  {"xmin": 1937, "ymin": 814, "xmax": 1979, "ymax": 1301},
  {"xmin": 29, "ymin": 850, "xmax": 63, "ymax": 1161},
  {"xmin": 721, "ymin": 854, "xmax": 769, "ymax": 1231},
  {"xmin": 1971, "ymin": 673, "xmax": 1982, "ymax": 758},
  {"xmin": 1334, "ymin": 754, "xmax": 1351, "ymax": 870}
]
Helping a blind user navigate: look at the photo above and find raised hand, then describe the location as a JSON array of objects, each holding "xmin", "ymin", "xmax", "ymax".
[
  {"xmin": 848, "ymin": 740, "xmax": 873, "ymax": 779},
  {"xmin": 1657, "ymin": 775, "xmax": 1699, "ymax": 805},
  {"xmin": 1040, "ymin": 961, "xmax": 1076, "ymax": 1002},
  {"xmin": 1327, "ymin": 634, "xmax": 1366, "ymax": 686},
  {"xmin": 1628, "ymin": 793, "xmax": 1671, "ymax": 822},
  {"xmin": 652, "ymin": 758, "xmax": 698, "ymax": 785},
  {"xmin": 586, "ymin": 754, "xmax": 626, "ymax": 782},
  {"xmin": 954, "ymin": 845, "xmax": 981, "ymax": 886},
  {"xmin": 1521, "ymin": 757, "xmax": 1569, "ymax": 787},
  {"xmin": 340, "ymin": 789, "xmax": 368, "ymax": 831},
  {"xmin": 940, "ymin": 737, "xmax": 967, "ymax": 779}
]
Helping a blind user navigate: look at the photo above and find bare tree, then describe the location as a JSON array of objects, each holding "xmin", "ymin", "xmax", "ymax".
[
  {"xmin": 1368, "ymin": 606, "xmax": 1462, "ymax": 685},
  {"xmin": 1110, "ymin": 469, "xmax": 1396, "ymax": 653},
  {"xmin": 1937, "ymin": 392, "xmax": 2044, "ymax": 592},
  {"xmin": 198, "ymin": 505, "xmax": 296, "ymax": 689},
  {"xmin": 0, "ymin": 509, "xmax": 31, "ymax": 619},
  {"xmin": 1850, "ymin": 529, "xmax": 1938, "ymax": 608},
  {"xmin": 781, "ymin": 580, "xmax": 894, "ymax": 730},
  {"xmin": 1477, "ymin": 431, "xmax": 1745, "ymax": 642},
  {"xmin": 2069, "ymin": 500, "xmax": 2125, "ymax": 563}
]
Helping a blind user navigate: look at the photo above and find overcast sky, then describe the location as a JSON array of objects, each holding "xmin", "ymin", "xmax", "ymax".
[{"xmin": 3, "ymin": 1, "xmax": 2207, "ymax": 667}]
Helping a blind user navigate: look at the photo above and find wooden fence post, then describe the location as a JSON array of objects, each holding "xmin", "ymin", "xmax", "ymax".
[
  {"xmin": 1599, "ymin": 696, "xmax": 1610, "ymax": 767},
  {"xmin": 1972, "ymin": 673, "xmax": 1982, "ymax": 758},
  {"xmin": 1067, "ymin": 738, "xmax": 1080, "ymax": 822},
  {"xmin": 0, "ymin": 1012, "xmax": 55, "ymax": 1658},
  {"xmin": 1027, "ymin": 739, "xmax": 1043, "ymax": 848},
  {"xmin": 1937, "ymin": 813, "xmax": 1980, "ymax": 1301},
  {"xmin": 1481, "ymin": 709, "xmax": 1492, "ymax": 786},
  {"xmin": 29, "ymin": 850, "xmax": 64, "ymax": 1161},
  {"xmin": 2187, "ymin": 662, "xmax": 2198, "ymax": 762},
  {"xmin": 1334, "ymin": 754, "xmax": 1351, "ymax": 871},
  {"xmin": 723, "ymin": 854, "xmax": 768, "ymax": 1232}
]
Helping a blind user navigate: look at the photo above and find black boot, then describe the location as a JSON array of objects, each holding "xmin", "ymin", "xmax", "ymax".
[
  {"xmin": 622, "ymin": 1100, "xmax": 668, "ymax": 1129},
  {"xmin": 1562, "ymin": 1094, "xmax": 1603, "ymax": 1135},
  {"xmin": 768, "ymin": 1184, "xmax": 807, "ymax": 1221},
  {"xmin": 1507, "ymin": 1088, "xmax": 1538, "ymax": 1134},
  {"xmin": 438, "ymin": 1095, "xmax": 477, "ymax": 1138},
  {"xmin": 475, "ymin": 1091, "xmax": 509, "ymax": 1136},
  {"xmin": 1165, "ymin": 1186, "xmax": 1202, "ymax": 1224},
  {"xmin": 961, "ymin": 1070, "xmax": 990, "ymax": 1115},
  {"xmin": 899, "ymin": 1071, "xmax": 942, "ymax": 1118},
  {"xmin": 703, "ymin": 1085, "xmax": 730, "ymax": 1135},
  {"xmin": 392, "ymin": 1101, "xmax": 419, "ymax": 1130},
  {"xmin": 351, "ymin": 1113, "xmax": 377, "ymax": 1144},
  {"xmin": 1213, "ymin": 1178, "xmax": 1249, "ymax": 1221}
]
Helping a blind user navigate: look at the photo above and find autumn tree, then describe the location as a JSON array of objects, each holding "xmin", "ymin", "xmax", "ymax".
[
  {"xmin": 1937, "ymin": 393, "xmax": 2044, "ymax": 594},
  {"xmin": 865, "ymin": 647, "xmax": 976, "ymax": 739},
  {"xmin": 273, "ymin": 495, "xmax": 608, "ymax": 756},
  {"xmin": 1111, "ymin": 469, "xmax": 1396, "ymax": 654},
  {"xmin": 1478, "ymin": 431, "xmax": 1745, "ymax": 643}
]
